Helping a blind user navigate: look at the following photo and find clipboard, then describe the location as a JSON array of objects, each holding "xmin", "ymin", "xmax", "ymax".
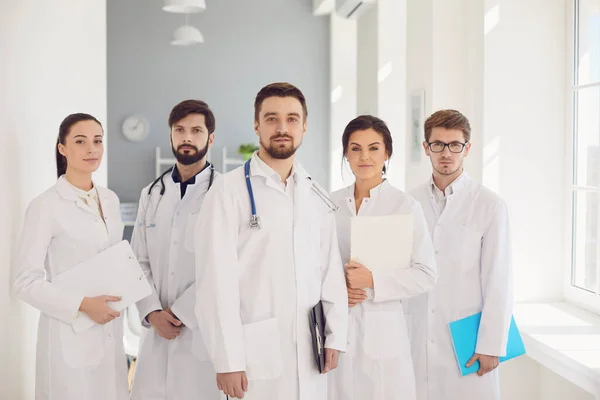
[
  {"xmin": 52, "ymin": 240, "xmax": 152, "ymax": 333},
  {"xmin": 350, "ymin": 214, "xmax": 414, "ymax": 272},
  {"xmin": 309, "ymin": 301, "xmax": 326, "ymax": 373},
  {"xmin": 449, "ymin": 312, "xmax": 526, "ymax": 376}
]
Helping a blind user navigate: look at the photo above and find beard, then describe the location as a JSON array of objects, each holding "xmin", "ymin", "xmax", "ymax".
[
  {"xmin": 432, "ymin": 158, "xmax": 463, "ymax": 176},
  {"xmin": 171, "ymin": 138, "xmax": 209, "ymax": 166},
  {"xmin": 260, "ymin": 134, "xmax": 299, "ymax": 160}
]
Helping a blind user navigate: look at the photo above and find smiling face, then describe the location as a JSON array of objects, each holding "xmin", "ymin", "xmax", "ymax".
[
  {"xmin": 57, "ymin": 119, "xmax": 104, "ymax": 175},
  {"xmin": 345, "ymin": 128, "xmax": 389, "ymax": 180},
  {"xmin": 254, "ymin": 96, "xmax": 306, "ymax": 160}
]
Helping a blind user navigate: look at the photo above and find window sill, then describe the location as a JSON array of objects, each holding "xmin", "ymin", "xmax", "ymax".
[{"xmin": 515, "ymin": 302, "xmax": 600, "ymax": 397}]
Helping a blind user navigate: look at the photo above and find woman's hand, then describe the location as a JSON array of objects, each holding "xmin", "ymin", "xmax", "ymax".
[
  {"xmin": 345, "ymin": 261, "xmax": 374, "ymax": 289},
  {"xmin": 79, "ymin": 295, "xmax": 121, "ymax": 325}
]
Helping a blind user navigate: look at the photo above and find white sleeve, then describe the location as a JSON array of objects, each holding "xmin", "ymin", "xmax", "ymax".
[
  {"xmin": 131, "ymin": 189, "xmax": 163, "ymax": 325},
  {"xmin": 12, "ymin": 198, "xmax": 83, "ymax": 324},
  {"xmin": 476, "ymin": 199, "xmax": 513, "ymax": 357},
  {"xmin": 195, "ymin": 179, "xmax": 246, "ymax": 373},
  {"xmin": 371, "ymin": 201, "xmax": 438, "ymax": 302},
  {"xmin": 170, "ymin": 284, "xmax": 197, "ymax": 328},
  {"xmin": 321, "ymin": 213, "xmax": 349, "ymax": 352}
]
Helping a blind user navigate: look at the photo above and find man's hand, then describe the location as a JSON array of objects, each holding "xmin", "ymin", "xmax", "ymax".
[
  {"xmin": 347, "ymin": 288, "xmax": 367, "ymax": 307},
  {"xmin": 165, "ymin": 308, "xmax": 184, "ymax": 326},
  {"xmin": 322, "ymin": 348, "xmax": 340, "ymax": 374},
  {"xmin": 466, "ymin": 353, "xmax": 499, "ymax": 376},
  {"xmin": 345, "ymin": 261, "xmax": 374, "ymax": 289},
  {"xmin": 147, "ymin": 310, "xmax": 182, "ymax": 340},
  {"xmin": 217, "ymin": 371, "xmax": 248, "ymax": 399}
]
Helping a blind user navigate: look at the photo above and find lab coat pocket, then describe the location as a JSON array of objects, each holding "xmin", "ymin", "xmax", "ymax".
[
  {"xmin": 363, "ymin": 311, "xmax": 404, "ymax": 360},
  {"xmin": 184, "ymin": 212, "xmax": 199, "ymax": 252},
  {"xmin": 59, "ymin": 322, "xmax": 105, "ymax": 368},
  {"xmin": 243, "ymin": 318, "xmax": 283, "ymax": 380}
]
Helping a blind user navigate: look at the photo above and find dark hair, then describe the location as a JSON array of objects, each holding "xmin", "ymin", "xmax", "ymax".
[
  {"xmin": 254, "ymin": 82, "xmax": 308, "ymax": 122},
  {"xmin": 56, "ymin": 113, "xmax": 102, "ymax": 178},
  {"xmin": 168, "ymin": 100, "xmax": 216, "ymax": 133},
  {"xmin": 341, "ymin": 115, "xmax": 393, "ymax": 174},
  {"xmin": 424, "ymin": 109, "xmax": 471, "ymax": 142}
]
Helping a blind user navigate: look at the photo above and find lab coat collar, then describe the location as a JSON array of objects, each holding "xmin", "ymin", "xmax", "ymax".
[
  {"xmin": 429, "ymin": 171, "xmax": 470, "ymax": 196},
  {"xmin": 344, "ymin": 178, "xmax": 389, "ymax": 201},
  {"xmin": 250, "ymin": 152, "xmax": 308, "ymax": 184},
  {"xmin": 55, "ymin": 175, "xmax": 81, "ymax": 201},
  {"xmin": 170, "ymin": 161, "xmax": 213, "ymax": 184},
  {"xmin": 55, "ymin": 175, "xmax": 111, "ymax": 216},
  {"xmin": 170, "ymin": 162, "xmax": 213, "ymax": 198}
]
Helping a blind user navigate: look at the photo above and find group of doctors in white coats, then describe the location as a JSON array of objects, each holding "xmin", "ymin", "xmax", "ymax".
[{"xmin": 11, "ymin": 81, "xmax": 513, "ymax": 400}]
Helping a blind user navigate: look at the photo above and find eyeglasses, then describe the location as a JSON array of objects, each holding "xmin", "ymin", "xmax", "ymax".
[{"xmin": 427, "ymin": 141, "xmax": 468, "ymax": 153}]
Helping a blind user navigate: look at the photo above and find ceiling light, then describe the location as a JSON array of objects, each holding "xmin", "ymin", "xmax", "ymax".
[
  {"xmin": 171, "ymin": 25, "xmax": 204, "ymax": 46},
  {"xmin": 163, "ymin": 0, "xmax": 206, "ymax": 13}
]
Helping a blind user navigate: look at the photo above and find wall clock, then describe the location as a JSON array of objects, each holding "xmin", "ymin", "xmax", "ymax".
[{"xmin": 121, "ymin": 115, "xmax": 149, "ymax": 142}]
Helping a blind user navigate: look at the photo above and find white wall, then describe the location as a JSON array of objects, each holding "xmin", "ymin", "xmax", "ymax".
[
  {"xmin": 329, "ymin": 13, "xmax": 357, "ymax": 191},
  {"xmin": 483, "ymin": 0, "xmax": 566, "ymax": 302},
  {"xmin": 357, "ymin": 7, "xmax": 379, "ymax": 116},
  {"xmin": 0, "ymin": 1, "xmax": 107, "ymax": 397},
  {"xmin": 500, "ymin": 356, "xmax": 595, "ymax": 400},
  {"xmin": 405, "ymin": 0, "xmax": 434, "ymax": 190}
]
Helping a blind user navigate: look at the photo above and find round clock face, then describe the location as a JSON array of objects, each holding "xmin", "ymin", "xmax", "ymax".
[{"xmin": 121, "ymin": 116, "xmax": 149, "ymax": 142}]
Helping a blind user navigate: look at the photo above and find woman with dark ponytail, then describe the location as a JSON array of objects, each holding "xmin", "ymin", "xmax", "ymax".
[
  {"xmin": 327, "ymin": 115, "xmax": 438, "ymax": 400},
  {"xmin": 12, "ymin": 114, "xmax": 128, "ymax": 400}
]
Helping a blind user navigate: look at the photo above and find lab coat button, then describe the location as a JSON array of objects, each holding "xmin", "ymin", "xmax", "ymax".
[
  {"xmin": 435, "ymin": 250, "xmax": 439, "ymax": 254},
  {"xmin": 431, "ymin": 309, "xmax": 436, "ymax": 314},
  {"xmin": 108, "ymin": 334, "xmax": 112, "ymax": 338}
]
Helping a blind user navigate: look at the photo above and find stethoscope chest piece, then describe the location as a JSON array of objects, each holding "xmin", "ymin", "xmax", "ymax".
[
  {"xmin": 244, "ymin": 160, "xmax": 261, "ymax": 229},
  {"xmin": 249, "ymin": 214, "xmax": 260, "ymax": 229}
]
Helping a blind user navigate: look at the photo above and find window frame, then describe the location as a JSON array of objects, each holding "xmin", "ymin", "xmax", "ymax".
[{"xmin": 564, "ymin": 0, "xmax": 600, "ymax": 314}]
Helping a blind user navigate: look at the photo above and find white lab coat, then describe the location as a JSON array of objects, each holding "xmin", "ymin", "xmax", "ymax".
[
  {"xmin": 194, "ymin": 154, "xmax": 348, "ymax": 400},
  {"xmin": 12, "ymin": 176, "xmax": 128, "ymax": 400},
  {"xmin": 327, "ymin": 180, "xmax": 438, "ymax": 400},
  {"xmin": 130, "ymin": 165, "xmax": 221, "ymax": 400},
  {"xmin": 405, "ymin": 173, "xmax": 513, "ymax": 400}
]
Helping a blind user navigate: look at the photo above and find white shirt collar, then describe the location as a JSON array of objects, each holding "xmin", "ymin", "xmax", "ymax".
[
  {"xmin": 253, "ymin": 152, "xmax": 298, "ymax": 184},
  {"xmin": 429, "ymin": 170, "xmax": 469, "ymax": 196}
]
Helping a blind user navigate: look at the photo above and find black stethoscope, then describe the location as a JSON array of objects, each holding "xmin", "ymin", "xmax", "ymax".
[
  {"xmin": 145, "ymin": 162, "xmax": 215, "ymax": 226},
  {"xmin": 243, "ymin": 159, "xmax": 338, "ymax": 230}
]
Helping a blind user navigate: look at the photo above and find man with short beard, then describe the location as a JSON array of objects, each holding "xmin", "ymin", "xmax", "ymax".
[
  {"xmin": 194, "ymin": 82, "xmax": 348, "ymax": 400},
  {"xmin": 405, "ymin": 109, "xmax": 513, "ymax": 400},
  {"xmin": 130, "ymin": 100, "xmax": 221, "ymax": 400}
]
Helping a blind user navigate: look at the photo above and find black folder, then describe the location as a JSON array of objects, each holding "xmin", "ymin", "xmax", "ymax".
[{"xmin": 309, "ymin": 301, "xmax": 326, "ymax": 373}]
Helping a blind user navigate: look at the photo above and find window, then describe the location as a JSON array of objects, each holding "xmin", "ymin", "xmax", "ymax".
[{"xmin": 570, "ymin": 0, "xmax": 600, "ymax": 300}]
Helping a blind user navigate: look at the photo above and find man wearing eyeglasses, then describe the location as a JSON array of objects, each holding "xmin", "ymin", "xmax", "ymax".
[{"xmin": 405, "ymin": 109, "xmax": 513, "ymax": 400}]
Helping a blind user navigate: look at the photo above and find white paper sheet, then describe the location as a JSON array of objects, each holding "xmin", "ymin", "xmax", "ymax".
[
  {"xmin": 350, "ymin": 214, "xmax": 414, "ymax": 272},
  {"xmin": 52, "ymin": 240, "xmax": 152, "ymax": 333}
]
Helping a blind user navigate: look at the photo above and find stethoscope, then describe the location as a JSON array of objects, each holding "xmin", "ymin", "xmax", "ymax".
[
  {"xmin": 244, "ymin": 159, "xmax": 338, "ymax": 229},
  {"xmin": 145, "ymin": 162, "xmax": 215, "ymax": 226}
]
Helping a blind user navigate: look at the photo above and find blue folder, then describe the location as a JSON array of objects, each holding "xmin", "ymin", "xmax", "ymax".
[{"xmin": 448, "ymin": 312, "xmax": 526, "ymax": 376}]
